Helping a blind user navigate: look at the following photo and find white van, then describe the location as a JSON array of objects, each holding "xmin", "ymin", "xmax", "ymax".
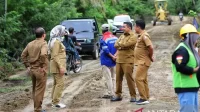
[{"xmin": 113, "ymin": 15, "xmax": 134, "ymax": 33}]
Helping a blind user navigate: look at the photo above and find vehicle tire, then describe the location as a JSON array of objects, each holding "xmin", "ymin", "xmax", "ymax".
[
  {"xmin": 66, "ymin": 55, "xmax": 71, "ymax": 75},
  {"xmin": 92, "ymin": 46, "xmax": 99, "ymax": 60},
  {"xmin": 73, "ymin": 58, "xmax": 82, "ymax": 73},
  {"xmin": 167, "ymin": 17, "xmax": 172, "ymax": 25},
  {"xmin": 153, "ymin": 18, "xmax": 157, "ymax": 26}
]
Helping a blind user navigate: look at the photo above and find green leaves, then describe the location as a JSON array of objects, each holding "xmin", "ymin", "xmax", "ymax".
[
  {"xmin": 188, "ymin": 10, "xmax": 197, "ymax": 17},
  {"xmin": 0, "ymin": 0, "xmax": 155, "ymax": 79},
  {"xmin": 168, "ymin": 0, "xmax": 200, "ymax": 14}
]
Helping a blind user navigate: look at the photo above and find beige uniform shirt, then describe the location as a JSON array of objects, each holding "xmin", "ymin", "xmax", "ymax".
[
  {"xmin": 114, "ymin": 31, "xmax": 137, "ymax": 63},
  {"xmin": 134, "ymin": 31, "xmax": 153, "ymax": 66},
  {"xmin": 21, "ymin": 38, "xmax": 49, "ymax": 70},
  {"xmin": 50, "ymin": 40, "xmax": 66, "ymax": 73}
]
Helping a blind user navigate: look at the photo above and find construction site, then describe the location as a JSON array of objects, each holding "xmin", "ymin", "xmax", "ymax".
[
  {"xmin": 1, "ymin": 0, "xmax": 200, "ymax": 112},
  {"xmin": 0, "ymin": 16, "xmax": 197, "ymax": 112}
]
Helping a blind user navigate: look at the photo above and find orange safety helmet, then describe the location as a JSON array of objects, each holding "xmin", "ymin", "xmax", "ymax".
[{"xmin": 180, "ymin": 24, "xmax": 200, "ymax": 39}]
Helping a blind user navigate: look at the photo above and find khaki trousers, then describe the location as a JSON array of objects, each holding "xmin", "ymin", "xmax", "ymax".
[
  {"xmin": 51, "ymin": 73, "xmax": 65, "ymax": 105},
  {"xmin": 30, "ymin": 68, "xmax": 47, "ymax": 112},
  {"xmin": 135, "ymin": 64, "xmax": 149, "ymax": 100},
  {"xmin": 116, "ymin": 63, "xmax": 136, "ymax": 98},
  {"xmin": 102, "ymin": 65, "xmax": 115, "ymax": 96}
]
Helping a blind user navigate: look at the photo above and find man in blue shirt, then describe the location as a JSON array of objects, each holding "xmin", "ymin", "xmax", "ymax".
[{"xmin": 100, "ymin": 24, "xmax": 118, "ymax": 98}]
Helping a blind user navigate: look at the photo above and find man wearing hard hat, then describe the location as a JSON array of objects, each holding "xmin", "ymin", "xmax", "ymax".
[
  {"xmin": 100, "ymin": 24, "xmax": 118, "ymax": 98},
  {"xmin": 172, "ymin": 24, "xmax": 200, "ymax": 112}
]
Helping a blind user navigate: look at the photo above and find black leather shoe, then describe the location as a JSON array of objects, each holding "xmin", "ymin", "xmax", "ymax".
[
  {"xmin": 130, "ymin": 98, "xmax": 136, "ymax": 102},
  {"xmin": 110, "ymin": 96, "xmax": 122, "ymax": 101}
]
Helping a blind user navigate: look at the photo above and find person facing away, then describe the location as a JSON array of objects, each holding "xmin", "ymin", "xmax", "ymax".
[
  {"xmin": 100, "ymin": 24, "xmax": 118, "ymax": 99},
  {"xmin": 21, "ymin": 27, "xmax": 48, "ymax": 112},
  {"xmin": 111, "ymin": 22, "xmax": 137, "ymax": 102},
  {"xmin": 48, "ymin": 25, "xmax": 67, "ymax": 108},
  {"xmin": 134, "ymin": 19, "xmax": 154, "ymax": 105},
  {"xmin": 172, "ymin": 24, "xmax": 200, "ymax": 112}
]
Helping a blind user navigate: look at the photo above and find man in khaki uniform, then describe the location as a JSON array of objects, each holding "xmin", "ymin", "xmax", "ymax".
[
  {"xmin": 111, "ymin": 22, "xmax": 137, "ymax": 102},
  {"xmin": 21, "ymin": 27, "xmax": 48, "ymax": 112},
  {"xmin": 48, "ymin": 25, "xmax": 67, "ymax": 108},
  {"xmin": 134, "ymin": 20, "xmax": 154, "ymax": 105}
]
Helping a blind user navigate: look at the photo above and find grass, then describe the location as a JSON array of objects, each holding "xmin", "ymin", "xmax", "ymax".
[
  {"xmin": 8, "ymin": 76, "xmax": 29, "ymax": 81},
  {"xmin": 0, "ymin": 76, "xmax": 32, "ymax": 93},
  {"xmin": 0, "ymin": 86, "xmax": 30, "ymax": 93}
]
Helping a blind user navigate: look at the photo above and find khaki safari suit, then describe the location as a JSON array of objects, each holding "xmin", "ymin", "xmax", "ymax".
[
  {"xmin": 21, "ymin": 38, "xmax": 48, "ymax": 112},
  {"xmin": 50, "ymin": 40, "xmax": 66, "ymax": 105},
  {"xmin": 114, "ymin": 31, "xmax": 137, "ymax": 98},
  {"xmin": 134, "ymin": 31, "xmax": 153, "ymax": 100}
]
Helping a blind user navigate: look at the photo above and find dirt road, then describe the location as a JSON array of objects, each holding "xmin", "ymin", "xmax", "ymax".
[{"xmin": 0, "ymin": 18, "xmax": 193, "ymax": 112}]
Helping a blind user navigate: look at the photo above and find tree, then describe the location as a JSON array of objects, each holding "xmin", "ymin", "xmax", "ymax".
[{"xmin": 0, "ymin": 0, "xmax": 154, "ymax": 79}]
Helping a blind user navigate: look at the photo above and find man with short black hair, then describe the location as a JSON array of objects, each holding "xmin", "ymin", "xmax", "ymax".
[
  {"xmin": 21, "ymin": 27, "xmax": 48, "ymax": 112},
  {"xmin": 68, "ymin": 27, "xmax": 79, "ymax": 45},
  {"xmin": 134, "ymin": 20, "xmax": 154, "ymax": 105},
  {"xmin": 68, "ymin": 27, "xmax": 81, "ymax": 63},
  {"xmin": 111, "ymin": 22, "xmax": 137, "ymax": 102},
  {"xmin": 124, "ymin": 22, "xmax": 133, "ymax": 30}
]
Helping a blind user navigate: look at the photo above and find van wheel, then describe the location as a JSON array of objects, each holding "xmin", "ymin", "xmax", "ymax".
[{"xmin": 92, "ymin": 47, "xmax": 99, "ymax": 60}]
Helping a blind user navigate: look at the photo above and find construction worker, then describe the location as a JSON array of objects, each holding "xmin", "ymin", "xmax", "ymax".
[
  {"xmin": 134, "ymin": 20, "xmax": 154, "ymax": 105},
  {"xmin": 48, "ymin": 25, "xmax": 67, "ymax": 108},
  {"xmin": 172, "ymin": 24, "xmax": 200, "ymax": 112},
  {"xmin": 21, "ymin": 27, "xmax": 48, "ymax": 112},
  {"xmin": 100, "ymin": 24, "xmax": 118, "ymax": 98},
  {"xmin": 111, "ymin": 22, "xmax": 137, "ymax": 102}
]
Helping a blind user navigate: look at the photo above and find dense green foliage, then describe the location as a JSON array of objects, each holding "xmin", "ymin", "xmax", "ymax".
[
  {"xmin": 168, "ymin": 0, "xmax": 200, "ymax": 14},
  {"xmin": 0, "ymin": 0, "xmax": 200, "ymax": 79}
]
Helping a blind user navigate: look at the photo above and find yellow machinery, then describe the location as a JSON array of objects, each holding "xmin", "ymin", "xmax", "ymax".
[{"xmin": 153, "ymin": 0, "xmax": 172, "ymax": 26}]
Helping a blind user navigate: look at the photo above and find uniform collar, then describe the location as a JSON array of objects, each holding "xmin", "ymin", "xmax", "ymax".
[
  {"xmin": 138, "ymin": 30, "xmax": 146, "ymax": 37},
  {"xmin": 36, "ymin": 38, "xmax": 44, "ymax": 41},
  {"xmin": 124, "ymin": 31, "xmax": 133, "ymax": 36},
  {"xmin": 103, "ymin": 31, "xmax": 112, "ymax": 40},
  {"xmin": 103, "ymin": 31, "xmax": 112, "ymax": 36}
]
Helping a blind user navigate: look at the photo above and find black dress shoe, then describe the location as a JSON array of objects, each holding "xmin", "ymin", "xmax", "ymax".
[
  {"xmin": 130, "ymin": 98, "xmax": 136, "ymax": 102},
  {"xmin": 110, "ymin": 96, "xmax": 122, "ymax": 101}
]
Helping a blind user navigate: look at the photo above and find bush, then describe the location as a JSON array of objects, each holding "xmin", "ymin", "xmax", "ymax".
[{"xmin": 0, "ymin": 49, "xmax": 23, "ymax": 80}]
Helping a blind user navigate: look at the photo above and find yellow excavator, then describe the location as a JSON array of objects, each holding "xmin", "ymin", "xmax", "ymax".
[{"xmin": 153, "ymin": 0, "xmax": 172, "ymax": 26}]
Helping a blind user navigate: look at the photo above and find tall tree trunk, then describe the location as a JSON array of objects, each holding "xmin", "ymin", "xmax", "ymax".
[{"xmin": 192, "ymin": 0, "xmax": 195, "ymax": 5}]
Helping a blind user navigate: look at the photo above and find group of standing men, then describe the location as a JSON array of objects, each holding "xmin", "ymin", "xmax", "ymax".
[
  {"xmin": 20, "ymin": 19, "xmax": 154, "ymax": 112},
  {"xmin": 100, "ymin": 20, "xmax": 154, "ymax": 105}
]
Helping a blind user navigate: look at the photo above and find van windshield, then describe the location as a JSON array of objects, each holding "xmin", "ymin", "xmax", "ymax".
[
  {"xmin": 64, "ymin": 21, "xmax": 93, "ymax": 32},
  {"xmin": 114, "ymin": 16, "xmax": 130, "ymax": 22}
]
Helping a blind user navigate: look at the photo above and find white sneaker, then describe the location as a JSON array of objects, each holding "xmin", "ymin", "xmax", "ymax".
[{"xmin": 52, "ymin": 103, "xmax": 66, "ymax": 108}]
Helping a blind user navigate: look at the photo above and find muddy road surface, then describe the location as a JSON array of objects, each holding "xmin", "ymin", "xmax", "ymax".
[{"xmin": 0, "ymin": 19, "xmax": 194, "ymax": 112}]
